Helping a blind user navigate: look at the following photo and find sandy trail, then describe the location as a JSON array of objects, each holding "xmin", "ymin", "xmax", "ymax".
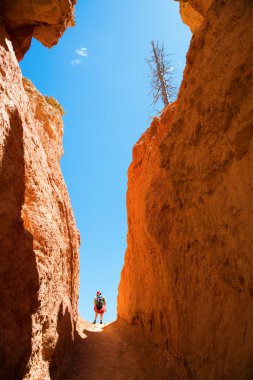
[{"xmin": 67, "ymin": 318, "xmax": 173, "ymax": 380}]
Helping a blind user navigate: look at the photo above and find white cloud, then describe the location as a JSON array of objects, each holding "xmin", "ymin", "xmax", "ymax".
[
  {"xmin": 71, "ymin": 59, "xmax": 82, "ymax": 67},
  {"xmin": 76, "ymin": 47, "xmax": 87, "ymax": 57},
  {"xmin": 169, "ymin": 66, "xmax": 175, "ymax": 72}
]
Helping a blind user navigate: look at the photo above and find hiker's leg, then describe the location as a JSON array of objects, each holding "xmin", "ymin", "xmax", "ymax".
[{"xmin": 93, "ymin": 312, "xmax": 98, "ymax": 323}]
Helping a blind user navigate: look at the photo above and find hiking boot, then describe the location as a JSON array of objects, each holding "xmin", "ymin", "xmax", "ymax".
[
  {"xmin": 93, "ymin": 320, "xmax": 96, "ymax": 324},
  {"xmin": 100, "ymin": 320, "xmax": 103, "ymax": 324}
]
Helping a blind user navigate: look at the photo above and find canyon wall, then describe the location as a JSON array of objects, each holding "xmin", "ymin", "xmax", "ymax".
[
  {"xmin": 118, "ymin": 0, "xmax": 253, "ymax": 379},
  {"xmin": 1, "ymin": 0, "xmax": 76, "ymax": 61},
  {"xmin": 0, "ymin": 3, "xmax": 79, "ymax": 380},
  {"xmin": 179, "ymin": 0, "xmax": 212, "ymax": 33}
]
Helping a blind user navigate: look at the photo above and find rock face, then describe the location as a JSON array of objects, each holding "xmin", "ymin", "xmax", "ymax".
[
  {"xmin": 118, "ymin": 0, "xmax": 253, "ymax": 379},
  {"xmin": 179, "ymin": 3, "xmax": 203, "ymax": 33},
  {"xmin": 0, "ymin": 22, "xmax": 79, "ymax": 380},
  {"xmin": 1, "ymin": 0, "xmax": 76, "ymax": 60},
  {"xmin": 179, "ymin": 0, "xmax": 212, "ymax": 32}
]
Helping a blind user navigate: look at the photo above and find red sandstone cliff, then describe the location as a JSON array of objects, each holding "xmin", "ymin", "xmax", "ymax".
[
  {"xmin": 118, "ymin": 0, "xmax": 253, "ymax": 379},
  {"xmin": 179, "ymin": 0, "xmax": 212, "ymax": 33},
  {"xmin": 0, "ymin": 4, "xmax": 79, "ymax": 380},
  {"xmin": 1, "ymin": 0, "xmax": 76, "ymax": 61}
]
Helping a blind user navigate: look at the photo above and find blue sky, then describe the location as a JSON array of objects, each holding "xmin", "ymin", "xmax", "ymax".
[{"xmin": 20, "ymin": 0, "xmax": 191, "ymax": 323}]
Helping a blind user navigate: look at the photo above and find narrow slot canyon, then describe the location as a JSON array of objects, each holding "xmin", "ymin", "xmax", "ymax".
[{"xmin": 0, "ymin": 1, "xmax": 253, "ymax": 380}]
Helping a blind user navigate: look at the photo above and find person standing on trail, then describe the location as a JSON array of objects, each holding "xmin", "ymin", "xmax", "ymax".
[{"xmin": 93, "ymin": 291, "xmax": 106, "ymax": 324}]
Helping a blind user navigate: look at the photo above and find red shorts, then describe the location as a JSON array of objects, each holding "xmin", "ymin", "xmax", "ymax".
[{"xmin": 94, "ymin": 305, "xmax": 106, "ymax": 314}]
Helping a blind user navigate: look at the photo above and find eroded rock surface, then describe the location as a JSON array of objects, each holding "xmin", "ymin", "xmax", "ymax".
[
  {"xmin": 0, "ymin": 0, "xmax": 76, "ymax": 60},
  {"xmin": 0, "ymin": 24, "xmax": 79, "ymax": 380},
  {"xmin": 179, "ymin": 0, "xmax": 213, "ymax": 32},
  {"xmin": 118, "ymin": 0, "xmax": 253, "ymax": 379}
]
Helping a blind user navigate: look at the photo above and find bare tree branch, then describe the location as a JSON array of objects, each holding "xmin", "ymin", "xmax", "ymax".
[{"xmin": 146, "ymin": 40, "xmax": 178, "ymax": 107}]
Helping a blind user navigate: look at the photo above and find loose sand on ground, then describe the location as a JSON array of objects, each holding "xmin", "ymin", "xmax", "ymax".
[{"xmin": 67, "ymin": 318, "xmax": 176, "ymax": 380}]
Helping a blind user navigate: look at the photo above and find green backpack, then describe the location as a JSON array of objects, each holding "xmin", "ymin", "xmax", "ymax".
[{"xmin": 96, "ymin": 295, "xmax": 104, "ymax": 308}]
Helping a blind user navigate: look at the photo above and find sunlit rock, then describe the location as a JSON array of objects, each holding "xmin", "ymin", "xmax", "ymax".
[
  {"xmin": 118, "ymin": 0, "xmax": 253, "ymax": 378},
  {"xmin": 0, "ymin": 0, "xmax": 76, "ymax": 60},
  {"xmin": 178, "ymin": 0, "xmax": 212, "ymax": 32}
]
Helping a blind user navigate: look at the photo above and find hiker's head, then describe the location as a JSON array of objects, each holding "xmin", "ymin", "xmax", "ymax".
[{"xmin": 97, "ymin": 291, "xmax": 101, "ymax": 295}]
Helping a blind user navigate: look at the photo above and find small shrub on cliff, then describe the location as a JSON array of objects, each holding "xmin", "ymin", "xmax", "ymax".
[{"xmin": 44, "ymin": 96, "xmax": 65, "ymax": 116}]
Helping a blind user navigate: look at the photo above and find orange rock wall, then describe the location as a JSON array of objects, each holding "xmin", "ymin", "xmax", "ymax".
[
  {"xmin": 179, "ymin": 0, "xmax": 213, "ymax": 33},
  {"xmin": 118, "ymin": 0, "xmax": 253, "ymax": 379},
  {"xmin": 180, "ymin": 3, "xmax": 203, "ymax": 33},
  {"xmin": 1, "ymin": 0, "xmax": 76, "ymax": 60},
  {"xmin": 0, "ymin": 24, "xmax": 79, "ymax": 380}
]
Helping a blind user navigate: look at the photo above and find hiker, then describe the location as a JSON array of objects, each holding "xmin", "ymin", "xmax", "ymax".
[{"xmin": 93, "ymin": 290, "xmax": 106, "ymax": 324}]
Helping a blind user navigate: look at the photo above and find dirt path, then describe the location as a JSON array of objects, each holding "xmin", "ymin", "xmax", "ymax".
[{"xmin": 67, "ymin": 318, "xmax": 174, "ymax": 380}]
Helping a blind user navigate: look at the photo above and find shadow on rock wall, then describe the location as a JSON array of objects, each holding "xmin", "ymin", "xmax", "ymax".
[
  {"xmin": 0, "ymin": 109, "xmax": 39, "ymax": 380},
  {"xmin": 49, "ymin": 303, "xmax": 73, "ymax": 380}
]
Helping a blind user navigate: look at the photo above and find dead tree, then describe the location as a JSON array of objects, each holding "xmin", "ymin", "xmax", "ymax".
[{"xmin": 146, "ymin": 40, "xmax": 177, "ymax": 107}]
